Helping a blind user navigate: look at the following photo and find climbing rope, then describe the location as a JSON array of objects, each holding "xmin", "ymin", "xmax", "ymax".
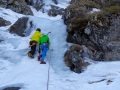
[
  {"xmin": 47, "ymin": 54, "xmax": 50, "ymax": 90},
  {"xmin": 46, "ymin": 49, "xmax": 53, "ymax": 90},
  {"xmin": 46, "ymin": 32, "xmax": 52, "ymax": 90}
]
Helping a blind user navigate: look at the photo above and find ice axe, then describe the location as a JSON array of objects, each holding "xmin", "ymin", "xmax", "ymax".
[{"xmin": 47, "ymin": 32, "xmax": 51, "ymax": 35}]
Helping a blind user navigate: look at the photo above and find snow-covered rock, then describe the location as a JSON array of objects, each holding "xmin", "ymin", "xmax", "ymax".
[
  {"xmin": 0, "ymin": 17, "xmax": 11, "ymax": 27},
  {"xmin": 0, "ymin": 0, "xmax": 33, "ymax": 15}
]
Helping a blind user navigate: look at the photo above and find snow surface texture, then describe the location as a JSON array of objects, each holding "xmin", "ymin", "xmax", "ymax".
[{"xmin": 0, "ymin": 3, "xmax": 120, "ymax": 90}]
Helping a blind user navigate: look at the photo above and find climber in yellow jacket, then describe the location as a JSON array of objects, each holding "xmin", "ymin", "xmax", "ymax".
[{"xmin": 28, "ymin": 28, "xmax": 43, "ymax": 58}]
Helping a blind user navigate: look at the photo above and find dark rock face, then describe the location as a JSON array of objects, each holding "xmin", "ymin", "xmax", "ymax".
[
  {"xmin": 25, "ymin": 0, "xmax": 34, "ymax": 5},
  {"xmin": 63, "ymin": 0, "xmax": 99, "ymax": 44},
  {"xmin": 9, "ymin": 17, "xmax": 29, "ymax": 37},
  {"xmin": 0, "ymin": 39, "xmax": 3, "ymax": 43},
  {"xmin": 63, "ymin": 0, "xmax": 120, "ymax": 62},
  {"xmin": 27, "ymin": 0, "xmax": 45, "ymax": 11},
  {"xmin": 70, "ymin": 0, "xmax": 120, "ymax": 8},
  {"xmin": 92, "ymin": 0, "xmax": 120, "ymax": 8},
  {"xmin": 25, "ymin": 0, "xmax": 58, "ymax": 7},
  {"xmin": 48, "ymin": 5, "xmax": 64, "ymax": 16},
  {"xmin": 52, "ymin": 0, "xmax": 58, "ymax": 4},
  {"xmin": 25, "ymin": 0, "xmax": 64, "ymax": 16},
  {"xmin": 64, "ymin": 45, "xmax": 90, "ymax": 73},
  {"xmin": 3, "ymin": 87, "xmax": 20, "ymax": 90},
  {"xmin": 86, "ymin": 15, "xmax": 120, "ymax": 61},
  {"xmin": 0, "ymin": 17, "xmax": 11, "ymax": 26},
  {"xmin": 0, "ymin": 0, "xmax": 33, "ymax": 15},
  {"xmin": 0, "ymin": 0, "xmax": 7, "ymax": 8},
  {"xmin": 25, "ymin": 0, "xmax": 45, "ymax": 11}
]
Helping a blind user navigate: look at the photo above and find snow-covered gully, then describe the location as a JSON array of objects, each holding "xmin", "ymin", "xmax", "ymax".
[{"xmin": 0, "ymin": 1, "xmax": 120, "ymax": 90}]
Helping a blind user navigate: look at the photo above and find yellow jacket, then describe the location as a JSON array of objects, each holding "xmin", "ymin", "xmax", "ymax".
[{"xmin": 30, "ymin": 31, "xmax": 43, "ymax": 43}]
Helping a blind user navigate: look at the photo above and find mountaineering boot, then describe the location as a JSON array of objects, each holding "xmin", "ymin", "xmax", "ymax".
[
  {"xmin": 40, "ymin": 61, "xmax": 46, "ymax": 64},
  {"xmin": 38, "ymin": 55, "xmax": 42, "ymax": 61},
  {"xmin": 28, "ymin": 51, "xmax": 34, "ymax": 58},
  {"xmin": 38, "ymin": 56, "xmax": 40, "ymax": 61},
  {"xmin": 30, "ymin": 54, "xmax": 34, "ymax": 58}
]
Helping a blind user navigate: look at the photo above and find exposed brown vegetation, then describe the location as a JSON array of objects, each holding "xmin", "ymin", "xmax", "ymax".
[{"xmin": 64, "ymin": 0, "xmax": 120, "ymax": 63}]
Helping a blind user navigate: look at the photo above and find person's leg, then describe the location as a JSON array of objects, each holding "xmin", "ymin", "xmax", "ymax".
[
  {"xmin": 29, "ymin": 41, "xmax": 33, "ymax": 54},
  {"xmin": 38, "ymin": 45, "xmax": 42, "ymax": 61},
  {"xmin": 31, "ymin": 44, "xmax": 36, "ymax": 55},
  {"xmin": 30, "ymin": 41, "xmax": 37, "ymax": 55},
  {"xmin": 41, "ymin": 44, "xmax": 48, "ymax": 61}
]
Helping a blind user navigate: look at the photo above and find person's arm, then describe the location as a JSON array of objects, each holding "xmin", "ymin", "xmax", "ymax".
[
  {"xmin": 38, "ymin": 38, "xmax": 41, "ymax": 45},
  {"xmin": 47, "ymin": 37, "xmax": 50, "ymax": 45},
  {"xmin": 38, "ymin": 33, "xmax": 43, "ymax": 45}
]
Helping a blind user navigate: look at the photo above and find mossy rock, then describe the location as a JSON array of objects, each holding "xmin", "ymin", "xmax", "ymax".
[
  {"xmin": 69, "ymin": 17, "xmax": 88, "ymax": 31},
  {"xmin": 97, "ymin": 5, "xmax": 120, "ymax": 20},
  {"xmin": 104, "ymin": 5, "xmax": 120, "ymax": 15}
]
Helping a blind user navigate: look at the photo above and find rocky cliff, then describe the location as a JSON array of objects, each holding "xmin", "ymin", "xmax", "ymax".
[
  {"xmin": 0, "ymin": 0, "xmax": 33, "ymax": 15},
  {"xmin": 63, "ymin": 0, "xmax": 120, "ymax": 73},
  {"xmin": 25, "ymin": 0, "xmax": 65, "ymax": 16},
  {"xmin": 0, "ymin": 0, "xmax": 66, "ymax": 16}
]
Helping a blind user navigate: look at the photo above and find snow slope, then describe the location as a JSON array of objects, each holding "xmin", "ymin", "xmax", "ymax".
[{"xmin": 0, "ymin": 5, "xmax": 120, "ymax": 90}]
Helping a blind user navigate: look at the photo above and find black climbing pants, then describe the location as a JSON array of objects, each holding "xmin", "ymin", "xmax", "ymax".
[{"xmin": 29, "ymin": 40, "xmax": 37, "ymax": 55}]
